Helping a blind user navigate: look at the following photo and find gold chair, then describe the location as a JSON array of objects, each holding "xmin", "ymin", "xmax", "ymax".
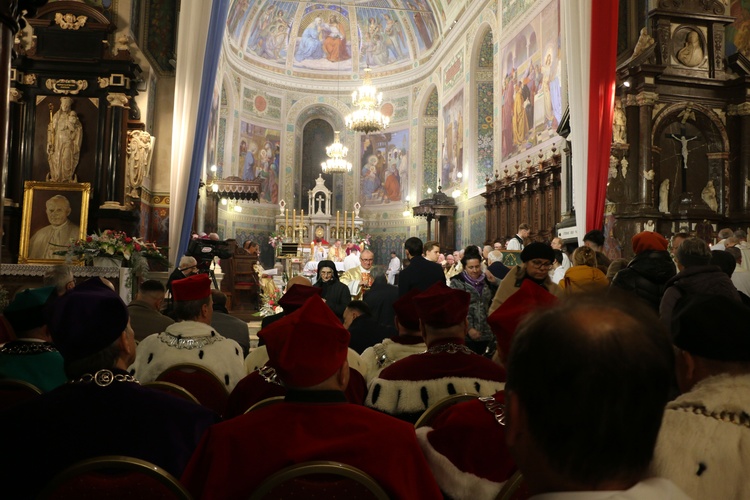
[
  {"xmin": 0, "ymin": 378, "xmax": 43, "ymax": 411},
  {"xmin": 495, "ymin": 470, "xmax": 527, "ymax": 500},
  {"xmin": 244, "ymin": 395, "xmax": 285, "ymax": 414},
  {"xmin": 143, "ymin": 381, "xmax": 201, "ymax": 405},
  {"xmin": 155, "ymin": 363, "xmax": 229, "ymax": 416},
  {"xmin": 414, "ymin": 393, "xmax": 478, "ymax": 429},
  {"xmin": 38, "ymin": 455, "xmax": 192, "ymax": 499},
  {"xmin": 249, "ymin": 461, "xmax": 389, "ymax": 500}
]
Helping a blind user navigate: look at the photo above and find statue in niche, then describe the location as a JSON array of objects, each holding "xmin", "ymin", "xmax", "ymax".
[
  {"xmin": 621, "ymin": 158, "xmax": 629, "ymax": 179},
  {"xmin": 659, "ymin": 179, "xmax": 670, "ymax": 213},
  {"xmin": 47, "ymin": 97, "xmax": 82, "ymax": 183},
  {"xmin": 612, "ymin": 99, "xmax": 626, "ymax": 144},
  {"xmin": 676, "ymin": 31, "xmax": 704, "ymax": 67},
  {"xmin": 701, "ymin": 179, "xmax": 718, "ymax": 212},
  {"xmin": 126, "ymin": 130, "xmax": 154, "ymax": 198}
]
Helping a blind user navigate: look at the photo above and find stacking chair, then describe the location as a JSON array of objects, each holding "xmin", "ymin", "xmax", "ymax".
[
  {"xmin": 249, "ymin": 461, "xmax": 389, "ymax": 500},
  {"xmin": 414, "ymin": 393, "xmax": 478, "ymax": 429},
  {"xmin": 143, "ymin": 381, "xmax": 201, "ymax": 405},
  {"xmin": 38, "ymin": 455, "xmax": 191, "ymax": 500},
  {"xmin": 155, "ymin": 363, "xmax": 229, "ymax": 416},
  {"xmin": 0, "ymin": 378, "xmax": 42, "ymax": 411},
  {"xmin": 496, "ymin": 469, "xmax": 529, "ymax": 500},
  {"xmin": 244, "ymin": 395, "xmax": 285, "ymax": 413}
]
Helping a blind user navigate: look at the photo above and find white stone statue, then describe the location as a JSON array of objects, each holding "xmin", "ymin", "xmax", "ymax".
[
  {"xmin": 113, "ymin": 34, "xmax": 131, "ymax": 55},
  {"xmin": 659, "ymin": 179, "xmax": 670, "ymax": 213},
  {"xmin": 621, "ymin": 158, "xmax": 629, "ymax": 179},
  {"xmin": 644, "ymin": 169, "xmax": 655, "ymax": 181},
  {"xmin": 47, "ymin": 97, "xmax": 82, "ymax": 183},
  {"xmin": 126, "ymin": 130, "xmax": 154, "ymax": 198},
  {"xmin": 670, "ymin": 133, "xmax": 697, "ymax": 168},
  {"xmin": 701, "ymin": 179, "xmax": 718, "ymax": 212},
  {"xmin": 644, "ymin": 220, "xmax": 655, "ymax": 232},
  {"xmin": 677, "ymin": 31, "xmax": 704, "ymax": 67},
  {"xmin": 612, "ymin": 99, "xmax": 626, "ymax": 144},
  {"xmin": 608, "ymin": 155, "xmax": 619, "ymax": 179},
  {"xmin": 632, "ymin": 27, "xmax": 655, "ymax": 58}
]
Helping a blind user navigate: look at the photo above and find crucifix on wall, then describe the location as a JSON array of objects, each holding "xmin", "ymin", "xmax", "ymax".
[{"xmin": 667, "ymin": 126, "xmax": 698, "ymax": 194}]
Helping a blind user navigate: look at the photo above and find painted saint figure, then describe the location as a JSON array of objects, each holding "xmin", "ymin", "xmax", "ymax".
[{"xmin": 47, "ymin": 97, "xmax": 82, "ymax": 183}]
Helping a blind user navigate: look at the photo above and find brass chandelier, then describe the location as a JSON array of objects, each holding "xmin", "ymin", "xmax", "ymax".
[
  {"xmin": 345, "ymin": 67, "xmax": 390, "ymax": 134},
  {"xmin": 321, "ymin": 131, "xmax": 352, "ymax": 173}
]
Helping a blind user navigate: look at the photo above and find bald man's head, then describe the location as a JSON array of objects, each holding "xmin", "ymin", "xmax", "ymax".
[{"xmin": 286, "ymin": 275, "xmax": 312, "ymax": 288}]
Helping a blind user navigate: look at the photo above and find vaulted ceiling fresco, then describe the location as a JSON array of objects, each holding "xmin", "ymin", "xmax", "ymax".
[{"xmin": 225, "ymin": 0, "xmax": 451, "ymax": 79}]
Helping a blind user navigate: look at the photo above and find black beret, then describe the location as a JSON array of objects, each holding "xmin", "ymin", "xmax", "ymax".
[
  {"xmin": 520, "ymin": 242, "xmax": 555, "ymax": 263},
  {"xmin": 672, "ymin": 294, "xmax": 750, "ymax": 361},
  {"xmin": 48, "ymin": 278, "xmax": 129, "ymax": 361},
  {"xmin": 3, "ymin": 286, "xmax": 56, "ymax": 333}
]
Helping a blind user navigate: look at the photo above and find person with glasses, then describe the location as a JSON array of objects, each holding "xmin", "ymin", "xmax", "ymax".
[
  {"xmin": 340, "ymin": 249, "xmax": 376, "ymax": 299},
  {"xmin": 488, "ymin": 242, "xmax": 563, "ymax": 315},
  {"xmin": 314, "ymin": 260, "xmax": 351, "ymax": 321}
]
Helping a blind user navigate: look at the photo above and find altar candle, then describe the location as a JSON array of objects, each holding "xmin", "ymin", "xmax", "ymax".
[
  {"xmin": 285, "ymin": 209, "xmax": 289, "ymax": 236},
  {"xmin": 351, "ymin": 211, "xmax": 355, "ymax": 237},
  {"xmin": 293, "ymin": 209, "xmax": 296, "ymax": 232},
  {"xmin": 344, "ymin": 211, "xmax": 347, "ymax": 237},
  {"xmin": 301, "ymin": 209, "xmax": 304, "ymax": 227},
  {"xmin": 337, "ymin": 210, "xmax": 340, "ymax": 231}
]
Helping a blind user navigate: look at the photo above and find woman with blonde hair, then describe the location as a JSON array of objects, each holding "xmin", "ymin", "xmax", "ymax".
[{"xmin": 559, "ymin": 246, "xmax": 609, "ymax": 293}]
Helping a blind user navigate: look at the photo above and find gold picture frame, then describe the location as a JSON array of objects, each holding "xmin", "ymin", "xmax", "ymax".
[{"xmin": 19, "ymin": 181, "xmax": 90, "ymax": 264}]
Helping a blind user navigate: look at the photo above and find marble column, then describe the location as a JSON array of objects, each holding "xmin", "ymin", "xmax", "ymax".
[{"xmin": 103, "ymin": 93, "xmax": 128, "ymax": 207}]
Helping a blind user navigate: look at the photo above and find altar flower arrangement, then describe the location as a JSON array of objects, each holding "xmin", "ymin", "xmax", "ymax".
[
  {"xmin": 55, "ymin": 230, "xmax": 169, "ymax": 274},
  {"xmin": 268, "ymin": 232, "xmax": 284, "ymax": 248},
  {"xmin": 257, "ymin": 286, "xmax": 283, "ymax": 317},
  {"xmin": 356, "ymin": 233, "xmax": 371, "ymax": 251}
]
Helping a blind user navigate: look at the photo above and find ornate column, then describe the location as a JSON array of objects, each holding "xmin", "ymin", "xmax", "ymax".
[
  {"xmin": 728, "ymin": 102, "xmax": 750, "ymax": 216},
  {"xmin": 102, "ymin": 92, "xmax": 128, "ymax": 208},
  {"xmin": 636, "ymin": 91, "xmax": 658, "ymax": 210},
  {"xmin": 6, "ymin": 88, "xmax": 25, "ymax": 204}
]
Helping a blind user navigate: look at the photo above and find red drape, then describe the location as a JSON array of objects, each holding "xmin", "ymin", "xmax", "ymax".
[{"xmin": 586, "ymin": 0, "xmax": 619, "ymax": 232}]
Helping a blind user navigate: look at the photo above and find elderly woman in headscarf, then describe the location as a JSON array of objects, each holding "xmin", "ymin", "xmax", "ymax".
[
  {"xmin": 313, "ymin": 259, "xmax": 351, "ymax": 321},
  {"xmin": 488, "ymin": 242, "xmax": 563, "ymax": 315},
  {"xmin": 449, "ymin": 245, "xmax": 493, "ymax": 354}
]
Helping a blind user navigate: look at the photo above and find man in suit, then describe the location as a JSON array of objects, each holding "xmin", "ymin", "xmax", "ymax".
[
  {"xmin": 210, "ymin": 290, "xmax": 250, "ymax": 357},
  {"xmin": 362, "ymin": 265, "xmax": 398, "ymax": 334},
  {"xmin": 127, "ymin": 280, "xmax": 174, "ymax": 342},
  {"xmin": 398, "ymin": 237, "xmax": 446, "ymax": 296}
]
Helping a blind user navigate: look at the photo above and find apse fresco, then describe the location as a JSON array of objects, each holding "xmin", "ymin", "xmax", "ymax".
[
  {"xmin": 727, "ymin": 0, "xmax": 750, "ymax": 57},
  {"xmin": 403, "ymin": 0, "xmax": 439, "ymax": 51},
  {"xmin": 442, "ymin": 89, "xmax": 464, "ymax": 191},
  {"xmin": 244, "ymin": 1, "xmax": 296, "ymax": 63},
  {"xmin": 237, "ymin": 121, "xmax": 280, "ymax": 205},
  {"xmin": 360, "ymin": 129, "xmax": 409, "ymax": 207},
  {"xmin": 500, "ymin": 0, "xmax": 561, "ymax": 161},
  {"xmin": 355, "ymin": 7, "xmax": 410, "ymax": 68},
  {"xmin": 227, "ymin": 0, "xmax": 254, "ymax": 41},
  {"xmin": 293, "ymin": 5, "xmax": 353, "ymax": 71}
]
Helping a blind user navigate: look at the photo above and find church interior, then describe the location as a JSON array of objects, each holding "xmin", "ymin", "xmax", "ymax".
[{"xmin": 2, "ymin": 0, "xmax": 750, "ymax": 289}]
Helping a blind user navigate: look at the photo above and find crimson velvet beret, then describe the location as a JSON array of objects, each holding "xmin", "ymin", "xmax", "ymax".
[
  {"xmin": 632, "ymin": 231, "xmax": 668, "ymax": 254},
  {"xmin": 3, "ymin": 286, "xmax": 56, "ymax": 333},
  {"xmin": 260, "ymin": 294, "xmax": 350, "ymax": 387},
  {"xmin": 172, "ymin": 273, "xmax": 211, "ymax": 301},
  {"xmin": 278, "ymin": 284, "xmax": 323, "ymax": 312},
  {"xmin": 487, "ymin": 279, "xmax": 558, "ymax": 359},
  {"xmin": 48, "ymin": 278, "xmax": 128, "ymax": 361},
  {"xmin": 392, "ymin": 287, "xmax": 422, "ymax": 331},
  {"xmin": 412, "ymin": 282, "xmax": 470, "ymax": 328}
]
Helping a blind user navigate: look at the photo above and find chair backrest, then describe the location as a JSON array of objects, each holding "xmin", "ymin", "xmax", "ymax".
[
  {"xmin": 495, "ymin": 470, "xmax": 528, "ymax": 500},
  {"xmin": 143, "ymin": 381, "xmax": 201, "ymax": 405},
  {"xmin": 0, "ymin": 378, "xmax": 43, "ymax": 411},
  {"xmin": 38, "ymin": 455, "xmax": 192, "ymax": 500},
  {"xmin": 414, "ymin": 393, "xmax": 479, "ymax": 429},
  {"xmin": 244, "ymin": 395, "xmax": 285, "ymax": 414},
  {"xmin": 155, "ymin": 363, "xmax": 229, "ymax": 416},
  {"xmin": 249, "ymin": 461, "xmax": 389, "ymax": 500}
]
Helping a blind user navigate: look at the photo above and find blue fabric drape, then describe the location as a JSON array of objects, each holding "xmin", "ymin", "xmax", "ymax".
[{"xmin": 177, "ymin": 0, "xmax": 230, "ymax": 258}]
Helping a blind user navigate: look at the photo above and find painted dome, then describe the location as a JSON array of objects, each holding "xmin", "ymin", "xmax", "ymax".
[{"xmin": 225, "ymin": 0, "xmax": 446, "ymax": 79}]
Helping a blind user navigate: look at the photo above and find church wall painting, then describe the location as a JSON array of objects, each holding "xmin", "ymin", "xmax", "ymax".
[
  {"xmin": 237, "ymin": 121, "xmax": 280, "ymax": 205},
  {"xmin": 476, "ymin": 82, "xmax": 494, "ymax": 190},
  {"xmin": 293, "ymin": 5, "xmax": 353, "ymax": 71},
  {"xmin": 500, "ymin": 0, "xmax": 561, "ymax": 162},
  {"xmin": 727, "ymin": 0, "xmax": 750, "ymax": 57},
  {"xmin": 423, "ymin": 127, "xmax": 438, "ymax": 195},
  {"xmin": 355, "ymin": 7, "xmax": 410, "ymax": 68},
  {"xmin": 441, "ymin": 88, "xmax": 464, "ymax": 191},
  {"xmin": 227, "ymin": 0, "xmax": 255, "ymax": 42},
  {"xmin": 244, "ymin": 1, "xmax": 296, "ymax": 64},
  {"xmin": 360, "ymin": 128, "xmax": 409, "ymax": 207},
  {"xmin": 402, "ymin": 0, "xmax": 439, "ymax": 52}
]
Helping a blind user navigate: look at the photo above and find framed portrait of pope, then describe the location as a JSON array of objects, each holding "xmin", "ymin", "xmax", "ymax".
[{"xmin": 19, "ymin": 181, "xmax": 90, "ymax": 264}]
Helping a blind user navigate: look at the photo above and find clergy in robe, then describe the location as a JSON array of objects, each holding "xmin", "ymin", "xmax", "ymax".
[{"xmin": 182, "ymin": 294, "xmax": 441, "ymax": 500}]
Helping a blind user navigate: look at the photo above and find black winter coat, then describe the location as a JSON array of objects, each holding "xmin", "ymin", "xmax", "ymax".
[{"xmin": 611, "ymin": 250, "xmax": 676, "ymax": 311}]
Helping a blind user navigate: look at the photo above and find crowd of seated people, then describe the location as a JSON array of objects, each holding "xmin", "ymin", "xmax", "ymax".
[{"xmin": 2, "ymin": 227, "xmax": 749, "ymax": 499}]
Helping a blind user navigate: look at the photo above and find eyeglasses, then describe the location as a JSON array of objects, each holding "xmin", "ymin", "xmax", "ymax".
[
  {"xmin": 360, "ymin": 258, "xmax": 373, "ymax": 263},
  {"xmin": 528, "ymin": 259, "xmax": 553, "ymax": 269}
]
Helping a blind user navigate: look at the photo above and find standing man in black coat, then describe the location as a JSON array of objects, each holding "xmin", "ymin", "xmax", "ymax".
[{"xmin": 398, "ymin": 237, "xmax": 446, "ymax": 296}]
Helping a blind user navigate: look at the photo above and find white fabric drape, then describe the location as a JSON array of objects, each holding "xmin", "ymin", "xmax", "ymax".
[
  {"xmin": 561, "ymin": 1, "xmax": 592, "ymax": 246},
  {"xmin": 168, "ymin": 1, "xmax": 214, "ymax": 267}
]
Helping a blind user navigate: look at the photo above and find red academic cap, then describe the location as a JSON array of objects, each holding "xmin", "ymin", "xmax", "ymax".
[
  {"xmin": 392, "ymin": 287, "xmax": 422, "ymax": 331},
  {"xmin": 278, "ymin": 284, "xmax": 323, "ymax": 312},
  {"xmin": 172, "ymin": 273, "xmax": 211, "ymax": 301},
  {"xmin": 412, "ymin": 282, "xmax": 470, "ymax": 328},
  {"xmin": 632, "ymin": 231, "xmax": 668, "ymax": 254},
  {"xmin": 260, "ymin": 294, "xmax": 350, "ymax": 387},
  {"xmin": 487, "ymin": 279, "xmax": 557, "ymax": 359}
]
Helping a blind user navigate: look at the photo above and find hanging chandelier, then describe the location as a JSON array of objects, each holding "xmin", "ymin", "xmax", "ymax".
[
  {"xmin": 321, "ymin": 131, "xmax": 352, "ymax": 173},
  {"xmin": 345, "ymin": 67, "xmax": 390, "ymax": 134}
]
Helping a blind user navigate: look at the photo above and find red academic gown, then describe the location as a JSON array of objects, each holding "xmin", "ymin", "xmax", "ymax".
[
  {"xmin": 182, "ymin": 390, "xmax": 442, "ymax": 500},
  {"xmin": 416, "ymin": 390, "xmax": 519, "ymax": 499},
  {"xmin": 366, "ymin": 337, "xmax": 506, "ymax": 423}
]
